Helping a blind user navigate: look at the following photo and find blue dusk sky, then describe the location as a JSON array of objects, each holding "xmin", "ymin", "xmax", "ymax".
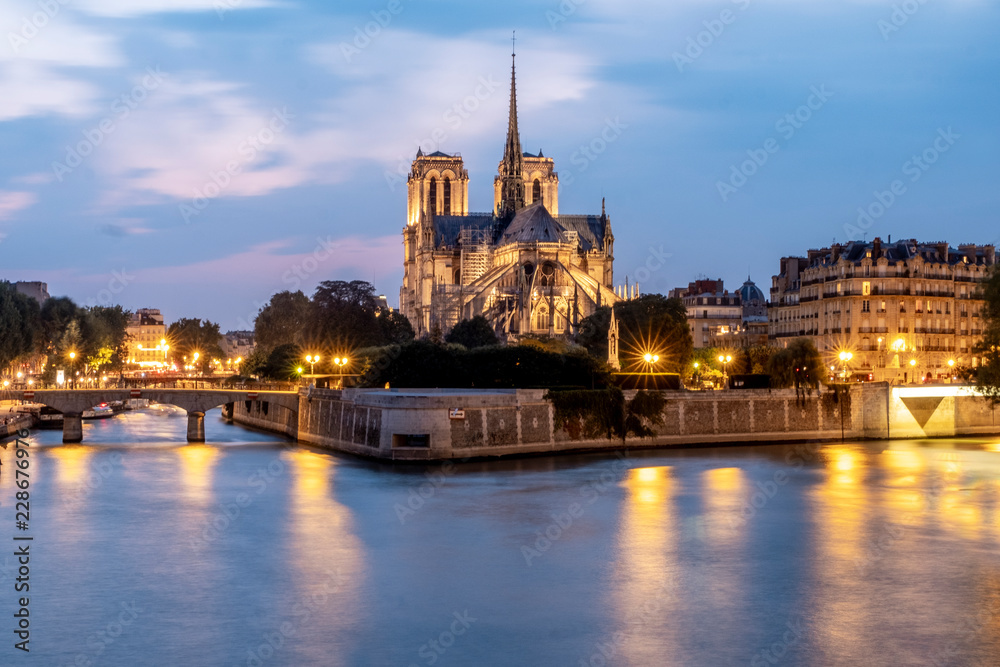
[{"xmin": 0, "ymin": 0, "xmax": 997, "ymax": 330}]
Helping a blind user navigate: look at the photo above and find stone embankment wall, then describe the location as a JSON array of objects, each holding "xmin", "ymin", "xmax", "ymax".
[
  {"xmin": 226, "ymin": 397, "xmax": 298, "ymax": 438},
  {"xmin": 228, "ymin": 384, "xmax": 1000, "ymax": 461}
]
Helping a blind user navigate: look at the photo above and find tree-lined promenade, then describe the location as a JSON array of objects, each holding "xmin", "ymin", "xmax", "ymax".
[{"xmin": 5, "ymin": 266, "xmax": 1000, "ymax": 395}]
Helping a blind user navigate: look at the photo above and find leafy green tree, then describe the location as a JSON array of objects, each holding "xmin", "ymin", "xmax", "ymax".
[
  {"xmin": 81, "ymin": 305, "xmax": 131, "ymax": 373},
  {"xmin": 0, "ymin": 282, "xmax": 40, "ymax": 372},
  {"xmin": 261, "ymin": 343, "xmax": 302, "ymax": 380},
  {"xmin": 766, "ymin": 338, "xmax": 825, "ymax": 402},
  {"xmin": 254, "ymin": 290, "xmax": 312, "ymax": 355},
  {"xmin": 972, "ymin": 266, "xmax": 1000, "ymax": 404},
  {"xmin": 446, "ymin": 316, "xmax": 498, "ymax": 349},
  {"xmin": 378, "ymin": 309, "xmax": 415, "ymax": 345},
  {"xmin": 309, "ymin": 280, "xmax": 385, "ymax": 348},
  {"xmin": 167, "ymin": 318, "xmax": 225, "ymax": 373},
  {"xmin": 38, "ymin": 296, "xmax": 81, "ymax": 356},
  {"xmin": 239, "ymin": 347, "xmax": 268, "ymax": 379},
  {"xmin": 576, "ymin": 294, "xmax": 693, "ymax": 373}
]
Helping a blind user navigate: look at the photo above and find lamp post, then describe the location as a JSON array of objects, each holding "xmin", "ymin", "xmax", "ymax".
[
  {"xmin": 69, "ymin": 351, "xmax": 77, "ymax": 389},
  {"xmin": 305, "ymin": 354, "xmax": 320, "ymax": 375},
  {"xmin": 718, "ymin": 354, "xmax": 732, "ymax": 388},
  {"xmin": 838, "ymin": 350, "xmax": 853, "ymax": 382}
]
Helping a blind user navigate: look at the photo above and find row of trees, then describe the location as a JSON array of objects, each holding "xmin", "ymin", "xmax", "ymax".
[{"xmin": 0, "ymin": 282, "xmax": 131, "ymax": 380}]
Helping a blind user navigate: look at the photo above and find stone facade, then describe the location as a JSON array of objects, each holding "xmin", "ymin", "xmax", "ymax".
[
  {"xmin": 769, "ymin": 238, "xmax": 995, "ymax": 382},
  {"xmin": 399, "ymin": 54, "xmax": 618, "ymax": 340}
]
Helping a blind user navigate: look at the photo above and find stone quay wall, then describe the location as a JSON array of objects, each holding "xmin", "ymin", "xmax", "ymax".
[{"xmin": 227, "ymin": 384, "xmax": 1000, "ymax": 461}]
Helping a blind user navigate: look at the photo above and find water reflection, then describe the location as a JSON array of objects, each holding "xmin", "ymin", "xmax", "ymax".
[
  {"xmin": 614, "ymin": 466, "xmax": 676, "ymax": 665},
  {"xmin": 282, "ymin": 449, "xmax": 366, "ymax": 666},
  {"xmin": 176, "ymin": 444, "xmax": 220, "ymax": 506}
]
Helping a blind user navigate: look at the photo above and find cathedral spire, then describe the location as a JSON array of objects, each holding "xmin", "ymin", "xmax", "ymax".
[{"xmin": 498, "ymin": 34, "xmax": 525, "ymax": 218}]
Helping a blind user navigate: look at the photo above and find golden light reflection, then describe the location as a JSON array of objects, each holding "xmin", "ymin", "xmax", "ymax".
[
  {"xmin": 614, "ymin": 465, "xmax": 675, "ymax": 665},
  {"xmin": 284, "ymin": 449, "xmax": 364, "ymax": 663},
  {"xmin": 176, "ymin": 445, "xmax": 219, "ymax": 505},
  {"xmin": 985, "ymin": 442, "xmax": 1000, "ymax": 453},
  {"xmin": 879, "ymin": 448, "xmax": 925, "ymax": 523},
  {"xmin": 703, "ymin": 467, "xmax": 745, "ymax": 545},
  {"xmin": 49, "ymin": 446, "xmax": 94, "ymax": 489}
]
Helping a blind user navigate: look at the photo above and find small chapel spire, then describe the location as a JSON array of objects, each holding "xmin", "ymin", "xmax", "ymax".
[{"xmin": 498, "ymin": 32, "xmax": 525, "ymax": 218}]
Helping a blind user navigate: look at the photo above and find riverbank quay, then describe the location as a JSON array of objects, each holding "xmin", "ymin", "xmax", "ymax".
[
  {"xmin": 225, "ymin": 383, "xmax": 1000, "ymax": 462},
  {"xmin": 0, "ymin": 408, "xmax": 35, "ymax": 442}
]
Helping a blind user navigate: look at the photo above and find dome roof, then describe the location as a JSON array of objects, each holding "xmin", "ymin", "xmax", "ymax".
[{"xmin": 738, "ymin": 277, "xmax": 765, "ymax": 304}]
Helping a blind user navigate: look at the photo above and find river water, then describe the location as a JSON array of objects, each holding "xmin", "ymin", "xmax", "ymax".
[{"xmin": 1, "ymin": 405, "xmax": 999, "ymax": 666}]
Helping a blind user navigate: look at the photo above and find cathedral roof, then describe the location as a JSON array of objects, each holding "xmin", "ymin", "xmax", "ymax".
[
  {"xmin": 498, "ymin": 202, "xmax": 566, "ymax": 245},
  {"xmin": 432, "ymin": 213, "xmax": 495, "ymax": 247}
]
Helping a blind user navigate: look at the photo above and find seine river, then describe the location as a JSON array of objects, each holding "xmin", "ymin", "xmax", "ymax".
[{"xmin": 2, "ymin": 405, "xmax": 1000, "ymax": 666}]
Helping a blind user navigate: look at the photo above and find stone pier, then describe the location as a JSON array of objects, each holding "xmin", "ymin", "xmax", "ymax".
[
  {"xmin": 63, "ymin": 413, "xmax": 83, "ymax": 443},
  {"xmin": 187, "ymin": 412, "xmax": 205, "ymax": 442}
]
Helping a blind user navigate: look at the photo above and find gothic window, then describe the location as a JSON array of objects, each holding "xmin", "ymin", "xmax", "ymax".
[
  {"xmin": 532, "ymin": 178, "xmax": 541, "ymax": 203},
  {"xmin": 428, "ymin": 177, "xmax": 437, "ymax": 213},
  {"xmin": 534, "ymin": 305, "xmax": 550, "ymax": 331},
  {"xmin": 453, "ymin": 268, "xmax": 461, "ymax": 284},
  {"xmin": 443, "ymin": 177, "xmax": 451, "ymax": 215},
  {"xmin": 540, "ymin": 262, "xmax": 555, "ymax": 287}
]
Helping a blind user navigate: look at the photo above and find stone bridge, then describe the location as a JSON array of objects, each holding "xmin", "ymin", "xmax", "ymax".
[{"xmin": 15, "ymin": 388, "xmax": 299, "ymax": 443}]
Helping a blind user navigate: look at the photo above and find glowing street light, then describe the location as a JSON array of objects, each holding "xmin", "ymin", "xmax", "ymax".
[
  {"xmin": 643, "ymin": 352, "xmax": 660, "ymax": 364},
  {"xmin": 718, "ymin": 354, "xmax": 732, "ymax": 387},
  {"xmin": 838, "ymin": 350, "xmax": 853, "ymax": 382},
  {"xmin": 305, "ymin": 354, "xmax": 321, "ymax": 375}
]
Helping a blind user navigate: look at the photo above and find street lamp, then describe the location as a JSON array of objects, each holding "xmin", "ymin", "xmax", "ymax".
[
  {"xmin": 838, "ymin": 350, "xmax": 853, "ymax": 381},
  {"xmin": 643, "ymin": 352, "xmax": 660, "ymax": 364},
  {"xmin": 305, "ymin": 354, "xmax": 321, "ymax": 375},
  {"xmin": 69, "ymin": 351, "xmax": 77, "ymax": 389},
  {"xmin": 718, "ymin": 354, "xmax": 732, "ymax": 387}
]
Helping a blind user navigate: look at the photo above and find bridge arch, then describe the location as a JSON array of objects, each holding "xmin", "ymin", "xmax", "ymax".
[{"xmin": 10, "ymin": 388, "xmax": 300, "ymax": 443}]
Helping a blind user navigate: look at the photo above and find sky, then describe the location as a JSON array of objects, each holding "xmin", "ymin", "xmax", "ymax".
[{"xmin": 0, "ymin": 0, "xmax": 997, "ymax": 331}]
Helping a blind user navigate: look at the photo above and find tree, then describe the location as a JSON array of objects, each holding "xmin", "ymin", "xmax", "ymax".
[
  {"xmin": 576, "ymin": 294, "xmax": 693, "ymax": 373},
  {"xmin": 38, "ymin": 296, "xmax": 82, "ymax": 357},
  {"xmin": 167, "ymin": 318, "xmax": 225, "ymax": 374},
  {"xmin": 446, "ymin": 316, "xmax": 498, "ymax": 349},
  {"xmin": 254, "ymin": 290, "xmax": 311, "ymax": 355},
  {"xmin": 309, "ymin": 280, "xmax": 384, "ymax": 349},
  {"xmin": 0, "ymin": 282, "xmax": 40, "ymax": 372},
  {"xmin": 766, "ymin": 338, "xmax": 825, "ymax": 402},
  {"xmin": 261, "ymin": 343, "xmax": 302, "ymax": 381},
  {"xmin": 973, "ymin": 266, "xmax": 1000, "ymax": 404},
  {"xmin": 80, "ymin": 306, "xmax": 131, "ymax": 374},
  {"xmin": 378, "ymin": 309, "xmax": 415, "ymax": 345},
  {"xmin": 239, "ymin": 347, "xmax": 268, "ymax": 379}
]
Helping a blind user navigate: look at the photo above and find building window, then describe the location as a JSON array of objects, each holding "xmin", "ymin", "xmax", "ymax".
[
  {"xmin": 532, "ymin": 178, "xmax": 541, "ymax": 203},
  {"xmin": 443, "ymin": 176, "xmax": 451, "ymax": 214},
  {"xmin": 540, "ymin": 262, "xmax": 556, "ymax": 287},
  {"xmin": 862, "ymin": 300, "xmax": 870, "ymax": 313},
  {"xmin": 862, "ymin": 281, "xmax": 871, "ymax": 296},
  {"xmin": 534, "ymin": 305, "xmax": 550, "ymax": 330},
  {"xmin": 428, "ymin": 177, "xmax": 437, "ymax": 213}
]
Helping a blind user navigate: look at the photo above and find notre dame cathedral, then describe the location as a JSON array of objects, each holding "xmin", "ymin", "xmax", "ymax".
[{"xmin": 399, "ymin": 51, "xmax": 622, "ymax": 340}]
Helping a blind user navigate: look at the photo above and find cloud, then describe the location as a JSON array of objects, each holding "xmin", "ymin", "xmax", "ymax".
[
  {"xmin": 75, "ymin": 0, "xmax": 283, "ymax": 18},
  {"xmin": 0, "ymin": 191, "xmax": 37, "ymax": 219},
  {"xmin": 87, "ymin": 28, "xmax": 618, "ymax": 211}
]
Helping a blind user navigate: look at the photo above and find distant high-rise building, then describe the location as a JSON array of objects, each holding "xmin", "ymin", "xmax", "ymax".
[{"xmin": 769, "ymin": 238, "xmax": 996, "ymax": 382}]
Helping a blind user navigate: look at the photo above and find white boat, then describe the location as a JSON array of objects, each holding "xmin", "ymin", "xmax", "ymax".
[{"xmin": 82, "ymin": 404, "xmax": 115, "ymax": 420}]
